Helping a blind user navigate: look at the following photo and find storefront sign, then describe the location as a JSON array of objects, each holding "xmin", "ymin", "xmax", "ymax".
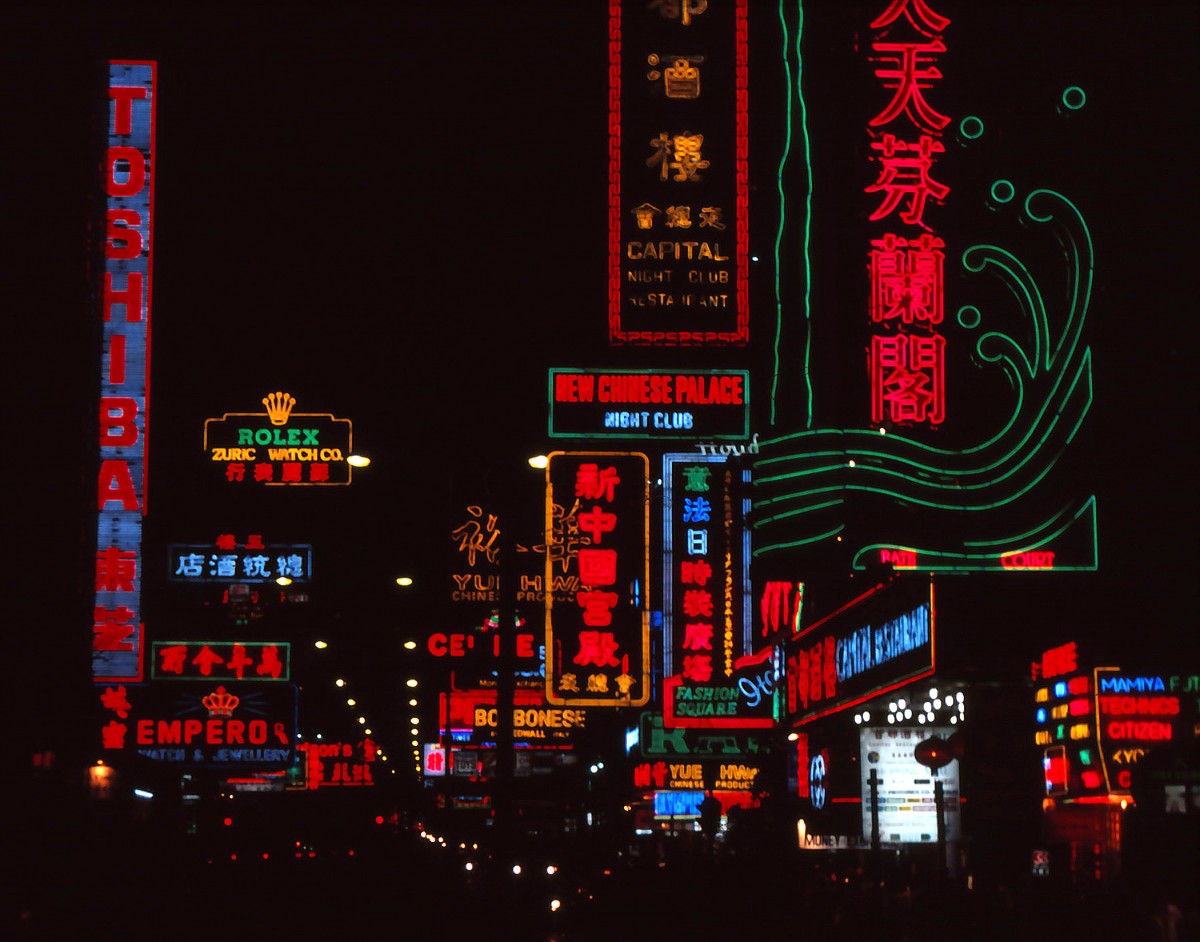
[
  {"xmin": 549, "ymin": 369, "xmax": 749, "ymax": 439},
  {"xmin": 545, "ymin": 452, "xmax": 650, "ymax": 707},
  {"xmin": 608, "ymin": 0, "xmax": 750, "ymax": 344},
  {"xmin": 93, "ymin": 60, "xmax": 156, "ymax": 682},
  {"xmin": 97, "ymin": 682, "xmax": 297, "ymax": 770},
  {"xmin": 150, "ymin": 641, "xmax": 290, "ymax": 682},
  {"xmin": 785, "ymin": 576, "xmax": 935, "ymax": 726},
  {"xmin": 204, "ymin": 392, "xmax": 353, "ymax": 485}
]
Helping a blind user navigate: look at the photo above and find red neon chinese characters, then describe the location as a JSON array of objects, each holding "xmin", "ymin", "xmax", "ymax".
[
  {"xmin": 869, "ymin": 233, "xmax": 945, "ymax": 324},
  {"xmin": 575, "ymin": 630, "xmax": 621, "ymax": 668},
  {"xmin": 870, "ymin": 333, "xmax": 946, "ymax": 424},
  {"xmin": 869, "ymin": 41, "xmax": 949, "ymax": 132},
  {"xmin": 870, "ymin": 0, "xmax": 950, "ymax": 34},
  {"xmin": 866, "ymin": 134, "xmax": 948, "ymax": 228},
  {"xmin": 863, "ymin": 2, "xmax": 950, "ymax": 428}
]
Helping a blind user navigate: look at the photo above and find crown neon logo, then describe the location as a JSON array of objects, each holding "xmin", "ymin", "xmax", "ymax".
[
  {"xmin": 202, "ymin": 685, "xmax": 240, "ymax": 717},
  {"xmin": 263, "ymin": 391, "xmax": 296, "ymax": 426}
]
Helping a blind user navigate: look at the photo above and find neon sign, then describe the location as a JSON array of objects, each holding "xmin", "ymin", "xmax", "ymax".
[
  {"xmin": 93, "ymin": 61, "xmax": 155, "ymax": 683},
  {"xmin": 548, "ymin": 368, "xmax": 749, "ymax": 439},
  {"xmin": 608, "ymin": 0, "xmax": 750, "ymax": 344},
  {"xmin": 150, "ymin": 641, "xmax": 290, "ymax": 682},
  {"xmin": 203, "ymin": 392, "xmax": 353, "ymax": 485},
  {"xmin": 784, "ymin": 576, "xmax": 935, "ymax": 726},
  {"xmin": 545, "ymin": 452, "xmax": 650, "ymax": 707},
  {"xmin": 98, "ymin": 682, "xmax": 297, "ymax": 769},
  {"xmin": 296, "ymin": 739, "xmax": 377, "ymax": 788},
  {"xmin": 752, "ymin": 6, "xmax": 1098, "ymax": 574},
  {"xmin": 168, "ymin": 535, "xmax": 311, "ymax": 584}
]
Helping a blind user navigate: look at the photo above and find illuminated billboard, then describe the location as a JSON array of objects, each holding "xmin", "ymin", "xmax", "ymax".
[
  {"xmin": 608, "ymin": 0, "xmax": 750, "ymax": 345},
  {"xmin": 751, "ymin": 3, "xmax": 1098, "ymax": 574},
  {"xmin": 784, "ymin": 576, "xmax": 935, "ymax": 726},
  {"xmin": 295, "ymin": 738, "xmax": 377, "ymax": 788},
  {"xmin": 97, "ymin": 681, "xmax": 297, "ymax": 770},
  {"xmin": 169, "ymin": 535, "xmax": 311, "ymax": 584},
  {"xmin": 661, "ymin": 454, "xmax": 773, "ymax": 728},
  {"xmin": 1032, "ymin": 642, "xmax": 1199, "ymax": 799},
  {"xmin": 92, "ymin": 60, "xmax": 156, "ymax": 682},
  {"xmin": 150, "ymin": 641, "xmax": 290, "ymax": 682},
  {"xmin": 548, "ymin": 368, "xmax": 749, "ymax": 439},
  {"xmin": 204, "ymin": 391, "xmax": 353, "ymax": 485},
  {"xmin": 545, "ymin": 452, "xmax": 650, "ymax": 707},
  {"xmin": 439, "ymin": 687, "xmax": 589, "ymax": 747},
  {"xmin": 860, "ymin": 725, "xmax": 961, "ymax": 844}
]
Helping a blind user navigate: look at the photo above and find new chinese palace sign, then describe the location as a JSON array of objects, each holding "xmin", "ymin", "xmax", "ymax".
[
  {"xmin": 545, "ymin": 452, "xmax": 650, "ymax": 707},
  {"xmin": 609, "ymin": 0, "xmax": 749, "ymax": 344},
  {"xmin": 549, "ymin": 368, "xmax": 749, "ymax": 439},
  {"xmin": 204, "ymin": 392, "xmax": 353, "ymax": 485}
]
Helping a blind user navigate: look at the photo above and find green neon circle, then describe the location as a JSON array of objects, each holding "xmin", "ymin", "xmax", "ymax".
[
  {"xmin": 990, "ymin": 179, "xmax": 1016, "ymax": 204},
  {"xmin": 957, "ymin": 305, "xmax": 982, "ymax": 329},
  {"xmin": 959, "ymin": 115, "xmax": 984, "ymax": 140},
  {"xmin": 1061, "ymin": 86, "xmax": 1086, "ymax": 110}
]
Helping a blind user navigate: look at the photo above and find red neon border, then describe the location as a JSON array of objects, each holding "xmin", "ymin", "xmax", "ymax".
[
  {"xmin": 788, "ymin": 577, "xmax": 937, "ymax": 728},
  {"xmin": 607, "ymin": 0, "xmax": 750, "ymax": 346}
]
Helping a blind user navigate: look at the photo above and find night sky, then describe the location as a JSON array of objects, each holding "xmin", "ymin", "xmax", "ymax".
[{"xmin": 7, "ymin": 2, "xmax": 1196, "ymax": 763}]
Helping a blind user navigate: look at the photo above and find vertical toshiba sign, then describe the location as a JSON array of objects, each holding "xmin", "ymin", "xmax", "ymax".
[{"xmin": 93, "ymin": 61, "xmax": 155, "ymax": 682}]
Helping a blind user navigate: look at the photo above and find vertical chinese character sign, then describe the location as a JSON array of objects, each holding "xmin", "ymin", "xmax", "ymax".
[
  {"xmin": 93, "ymin": 61, "xmax": 155, "ymax": 682},
  {"xmin": 545, "ymin": 452, "xmax": 650, "ymax": 707},
  {"xmin": 864, "ymin": 2, "xmax": 952, "ymax": 427},
  {"xmin": 609, "ymin": 0, "xmax": 750, "ymax": 345}
]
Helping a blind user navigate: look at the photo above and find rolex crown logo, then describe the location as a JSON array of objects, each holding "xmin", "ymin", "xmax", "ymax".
[
  {"xmin": 263, "ymin": 391, "xmax": 296, "ymax": 426},
  {"xmin": 202, "ymin": 685, "xmax": 240, "ymax": 717}
]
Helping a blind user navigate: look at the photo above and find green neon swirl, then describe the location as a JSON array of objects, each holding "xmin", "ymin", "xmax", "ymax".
[
  {"xmin": 848, "ymin": 496, "xmax": 1098, "ymax": 572},
  {"xmin": 753, "ymin": 188, "xmax": 1096, "ymax": 562}
]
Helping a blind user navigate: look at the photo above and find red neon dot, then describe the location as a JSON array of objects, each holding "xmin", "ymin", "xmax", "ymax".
[{"xmin": 223, "ymin": 817, "xmax": 233, "ymax": 827}]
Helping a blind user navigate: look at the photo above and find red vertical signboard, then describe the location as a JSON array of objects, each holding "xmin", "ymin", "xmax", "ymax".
[
  {"xmin": 93, "ymin": 61, "xmax": 156, "ymax": 682},
  {"xmin": 545, "ymin": 452, "xmax": 650, "ymax": 707}
]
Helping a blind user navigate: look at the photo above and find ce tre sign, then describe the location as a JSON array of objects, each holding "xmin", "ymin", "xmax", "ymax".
[{"xmin": 427, "ymin": 631, "xmax": 538, "ymax": 659}]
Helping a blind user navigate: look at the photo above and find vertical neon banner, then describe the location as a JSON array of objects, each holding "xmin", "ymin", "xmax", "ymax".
[
  {"xmin": 545, "ymin": 452, "xmax": 650, "ymax": 708},
  {"xmin": 93, "ymin": 61, "xmax": 155, "ymax": 682}
]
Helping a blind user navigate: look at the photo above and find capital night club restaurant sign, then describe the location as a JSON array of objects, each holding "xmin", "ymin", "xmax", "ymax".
[
  {"xmin": 97, "ymin": 681, "xmax": 297, "ymax": 770},
  {"xmin": 785, "ymin": 575, "xmax": 935, "ymax": 726},
  {"xmin": 93, "ymin": 60, "xmax": 155, "ymax": 682},
  {"xmin": 608, "ymin": 0, "xmax": 749, "ymax": 345},
  {"xmin": 204, "ymin": 391, "xmax": 353, "ymax": 485},
  {"xmin": 548, "ymin": 368, "xmax": 749, "ymax": 439},
  {"xmin": 545, "ymin": 452, "xmax": 650, "ymax": 708}
]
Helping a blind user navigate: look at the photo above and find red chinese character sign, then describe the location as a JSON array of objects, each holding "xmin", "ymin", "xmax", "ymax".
[
  {"xmin": 150, "ymin": 641, "xmax": 290, "ymax": 682},
  {"xmin": 203, "ymin": 392, "xmax": 354, "ymax": 485},
  {"xmin": 296, "ymin": 738, "xmax": 377, "ymax": 789},
  {"xmin": 751, "ymin": 3, "xmax": 1097, "ymax": 575},
  {"xmin": 97, "ymin": 682, "xmax": 297, "ymax": 770},
  {"xmin": 93, "ymin": 61, "xmax": 155, "ymax": 683},
  {"xmin": 608, "ymin": 0, "xmax": 750, "ymax": 345},
  {"xmin": 545, "ymin": 452, "xmax": 650, "ymax": 707},
  {"xmin": 864, "ymin": 7, "xmax": 952, "ymax": 428}
]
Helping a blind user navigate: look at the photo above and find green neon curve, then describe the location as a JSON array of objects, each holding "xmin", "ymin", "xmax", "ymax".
[
  {"xmin": 753, "ymin": 188, "xmax": 1096, "ymax": 563},
  {"xmin": 848, "ymin": 496, "xmax": 1098, "ymax": 571},
  {"xmin": 770, "ymin": 0, "xmax": 813, "ymax": 429}
]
